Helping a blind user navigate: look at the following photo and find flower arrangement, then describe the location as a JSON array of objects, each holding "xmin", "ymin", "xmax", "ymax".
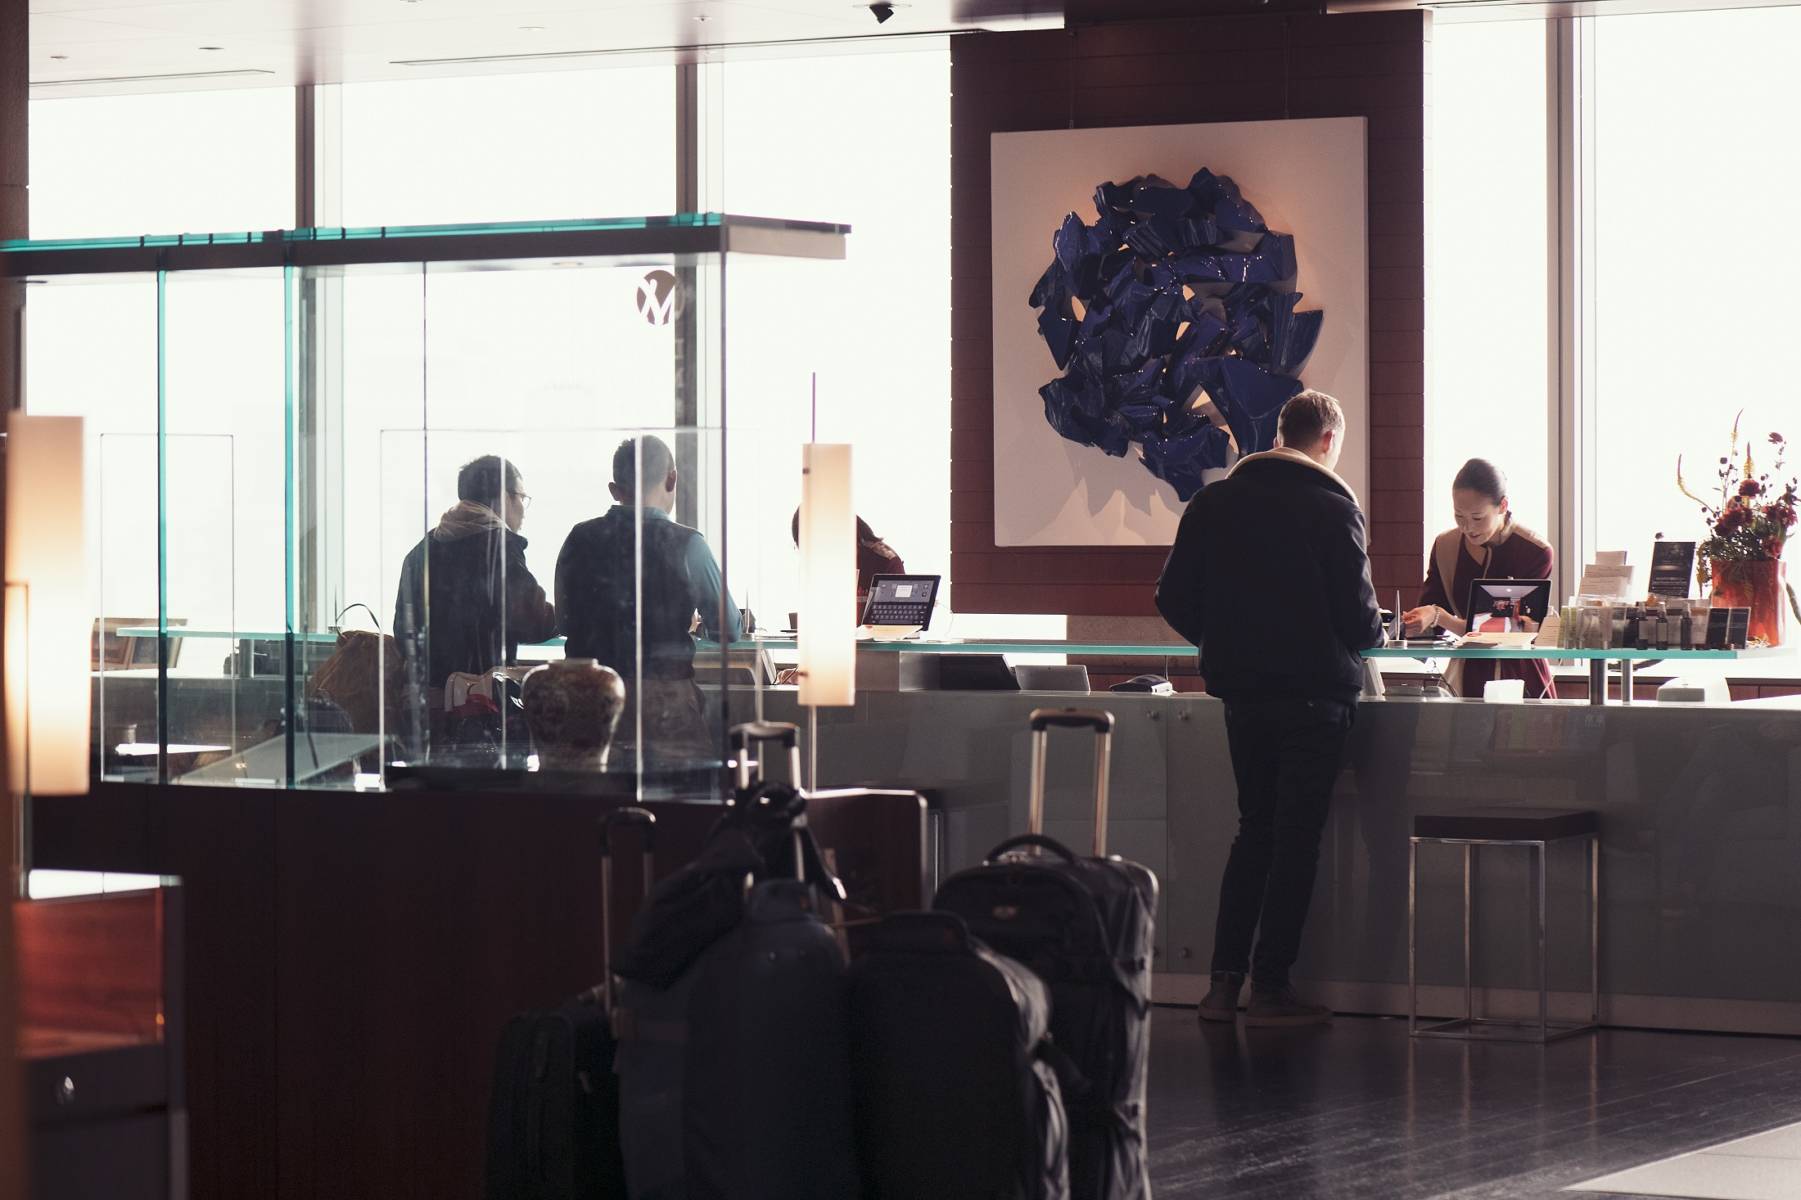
[{"xmin": 1677, "ymin": 414, "xmax": 1799, "ymax": 589}]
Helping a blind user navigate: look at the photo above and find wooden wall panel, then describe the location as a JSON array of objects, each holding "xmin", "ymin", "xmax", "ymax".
[{"xmin": 950, "ymin": 11, "xmax": 1430, "ymax": 617}]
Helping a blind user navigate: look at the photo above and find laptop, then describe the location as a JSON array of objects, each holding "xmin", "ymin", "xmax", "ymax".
[{"xmin": 860, "ymin": 574, "xmax": 941, "ymax": 639}]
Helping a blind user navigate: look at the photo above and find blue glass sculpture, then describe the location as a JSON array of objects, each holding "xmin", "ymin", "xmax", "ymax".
[{"xmin": 1028, "ymin": 170, "xmax": 1324, "ymax": 502}]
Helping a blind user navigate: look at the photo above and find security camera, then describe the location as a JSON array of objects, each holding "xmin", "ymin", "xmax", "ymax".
[{"xmin": 869, "ymin": 2, "xmax": 895, "ymax": 22}]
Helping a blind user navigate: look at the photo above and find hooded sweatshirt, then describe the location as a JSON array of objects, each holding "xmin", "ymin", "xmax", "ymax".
[{"xmin": 393, "ymin": 501, "xmax": 558, "ymax": 691}]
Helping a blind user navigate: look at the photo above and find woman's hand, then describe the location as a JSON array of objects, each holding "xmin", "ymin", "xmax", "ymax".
[{"xmin": 1401, "ymin": 605, "xmax": 1442, "ymax": 636}]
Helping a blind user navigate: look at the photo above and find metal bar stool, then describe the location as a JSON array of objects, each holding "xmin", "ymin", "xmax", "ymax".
[{"xmin": 1409, "ymin": 807, "xmax": 1599, "ymax": 1043}]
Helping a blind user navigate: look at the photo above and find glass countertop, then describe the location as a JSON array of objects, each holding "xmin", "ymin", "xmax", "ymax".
[
  {"xmin": 113, "ymin": 628, "xmax": 1782, "ymax": 663},
  {"xmin": 726, "ymin": 636, "xmax": 1195, "ymax": 656},
  {"xmin": 1364, "ymin": 644, "xmax": 1782, "ymax": 661}
]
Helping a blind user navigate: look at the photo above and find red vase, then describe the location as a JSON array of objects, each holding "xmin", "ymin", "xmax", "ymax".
[{"xmin": 1709, "ymin": 559, "xmax": 1790, "ymax": 647}]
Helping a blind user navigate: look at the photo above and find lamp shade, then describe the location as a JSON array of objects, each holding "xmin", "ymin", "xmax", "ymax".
[
  {"xmin": 5, "ymin": 414, "xmax": 89, "ymax": 796},
  {"xmin": 797, "ymin": 443, "xmax": 855, "ymax": 707}
]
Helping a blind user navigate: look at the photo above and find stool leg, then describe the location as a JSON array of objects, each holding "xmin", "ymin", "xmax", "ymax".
[
  {"xmin": 1535, "ymin": 841, "xmax": 1549, "ymax": 1041},
  {"xmin": 1590, "ymin": 833, "xmax": 1600, "ymax": 1028},
  {"xmin": 1408, "ymin": 838, "xmax": 1418, "ymax": 1036},
  {"xmin": 1463, "ymin": 843, "xmax": 1474, "ymax": 1024}
]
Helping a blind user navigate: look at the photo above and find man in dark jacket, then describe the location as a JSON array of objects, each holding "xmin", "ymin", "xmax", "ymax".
[
  {"xmin": 555, "ymin": 435, "xmax": 740, "ymax": 766},
  {"xmin": 393, "ymin": 455, "xmax": 558, "ymax": 701},
  {"xmin": 1155, "ymin": 390, "xmax": 1383, "ymax": 1028}
]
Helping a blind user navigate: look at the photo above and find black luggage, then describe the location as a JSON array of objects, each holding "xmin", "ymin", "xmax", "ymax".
[
  {"xmin": 614, "ymin": 721, "xmax": 859, "ymax": 1200},
  {"xmin": 935, "ymin": 709, "xmax": 1159, "ymax": 1200},
  {"xmin": 485, "ymin": 806, "xmax": 657, "ymax": 1200},
  {"xmin": 848, "ymin": 911, "xmax": 1071, "ymax": 1200}
]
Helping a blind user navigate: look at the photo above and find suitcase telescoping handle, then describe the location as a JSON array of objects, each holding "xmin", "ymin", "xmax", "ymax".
[
  {"xmin": 730, "ymin": 721, "xmax": 802, "ymax": 792},
  {"xmin": 598, "ymin": 806, "xmax": 657, "ymax": 1010},
  {"xmin": 1026, "ymin": 708, "xmax": 1116, "ymax": 857}
]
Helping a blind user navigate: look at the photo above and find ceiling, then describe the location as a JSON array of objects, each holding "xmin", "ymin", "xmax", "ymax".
[{"xmin": 27, "ymin": 0, "xmax": 1063, "ymax": 96}]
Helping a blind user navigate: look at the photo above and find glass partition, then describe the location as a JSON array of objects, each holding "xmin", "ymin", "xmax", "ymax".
[{"xmin": 4, "ymin": 215, "xmax": 848, "ymax": 795}]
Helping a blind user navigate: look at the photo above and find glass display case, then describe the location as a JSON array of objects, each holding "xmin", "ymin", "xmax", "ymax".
[{"xmin": 3, "ymin": 215, "xmax": 846, "ymax": 795}]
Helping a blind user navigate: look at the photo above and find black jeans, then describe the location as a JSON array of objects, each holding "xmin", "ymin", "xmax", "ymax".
[{"xmin": 1211, "ymin": 696, "xmax": 1355, "ymax": 988}]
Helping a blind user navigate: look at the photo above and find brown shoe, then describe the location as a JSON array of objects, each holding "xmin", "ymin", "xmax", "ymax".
[
  {"xmin": 1197, "ymin": 971, "xmax": 1245, "ymax": 1023},
  {"xmin": 1244, "ymin": 982, "xmax": 1332, "ymax": 1028}
]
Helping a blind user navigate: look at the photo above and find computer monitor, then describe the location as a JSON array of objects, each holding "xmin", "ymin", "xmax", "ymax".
[
  {"xmin": 1466, "ymin": 578, "xmax": 1551, "ymax": 634},
  {"xmin": 861, "ymin": 575, "xmax": 941, "ymax": 630}
]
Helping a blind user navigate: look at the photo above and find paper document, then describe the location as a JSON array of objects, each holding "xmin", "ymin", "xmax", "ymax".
[{"xmin": 1460, "ymin": 632, "xmax": 1540, "ymax": 648}]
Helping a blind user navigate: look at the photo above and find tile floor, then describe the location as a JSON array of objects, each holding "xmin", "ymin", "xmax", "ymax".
[
  {"xmin": 1145, "ymin": 1006, "xmax": 1801, "ymax": 1199},
  {"xmin": 1572, "ymin": 1121, "xmax": 1801, "ymax": 1199}
]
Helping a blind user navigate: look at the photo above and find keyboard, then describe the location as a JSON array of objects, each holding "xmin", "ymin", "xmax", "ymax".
[{"xmin": 867, "ymin": 602, "xmax": 930, "ymax": 625}]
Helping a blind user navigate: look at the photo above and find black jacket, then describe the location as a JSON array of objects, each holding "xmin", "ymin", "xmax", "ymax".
[
  {"xmin": 555, "ymin": 507, "xmax": 709, "ymax": 681},
  {"xmin": 393, "ymin": 503, "xmax": 557, "ymax": 690},
  {"xmin": 1155, "ymin": 450, "xmax": 1383, "ymax": 703}
]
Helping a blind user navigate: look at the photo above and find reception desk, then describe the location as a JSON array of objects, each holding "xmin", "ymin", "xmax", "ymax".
[{"xmin": 754, "ymin": 688, "xmax": 1801, "ymax": 1035}]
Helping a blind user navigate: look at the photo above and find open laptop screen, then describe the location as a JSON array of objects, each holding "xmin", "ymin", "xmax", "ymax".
[
  {"xmin": 1466, "ymin": 578, "xmax": 1551, "ymax": 633},
  {"xmin": 861, "ymin": 574, "xmax": 940, "ymax": 629}
]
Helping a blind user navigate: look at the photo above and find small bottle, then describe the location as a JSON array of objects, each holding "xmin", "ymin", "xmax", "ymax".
[
  {"xmin": 1680, "ymin": 608, "xmax": 1694, "ymax": 650},
  {"xmin": 1655, "ymin": 604, "xmax": 1671, "ymax": 651}
]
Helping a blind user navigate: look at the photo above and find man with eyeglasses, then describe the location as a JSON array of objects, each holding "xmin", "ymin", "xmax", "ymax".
[
  {"xmin": 393, "ymin": 453, "xmax": 558, "ymax": 702},
  {"xmin": 555, "ymin": 435, "xmax": 740, "ymax": 766}
]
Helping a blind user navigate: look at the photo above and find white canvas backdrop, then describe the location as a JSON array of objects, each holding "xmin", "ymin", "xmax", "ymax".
[{"xmin": 990, "ymin": 118, "xmax": 1369, "ymax": 546}]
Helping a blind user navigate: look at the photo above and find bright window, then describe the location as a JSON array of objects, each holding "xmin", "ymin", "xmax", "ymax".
[
  {"xmin": 1428, "ymin": 20, "xmax": 1551, "ymax": 562},
  {"xmin": 1586, "ymin": 9, "xmax": 1801, "ymax": 574},
  {"xmin": 710, "ymin": 47, "xmax": 957, "ymax": 621},
  {"xmin": 29, "ymin": 88, "xmax": 295, "ymax": 238},
  {"xmin": 332, "ymin": 68, "xmax": 674, "ymax": 226}
]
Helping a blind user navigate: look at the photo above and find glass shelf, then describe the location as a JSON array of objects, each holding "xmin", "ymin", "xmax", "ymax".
[
  {"xmin": 0, "ymin": 213, "xmax": 849, "ymax": 273},
  {"xmin": 115, "ymin": 627, "xmax": 340, "ymax": 644}
]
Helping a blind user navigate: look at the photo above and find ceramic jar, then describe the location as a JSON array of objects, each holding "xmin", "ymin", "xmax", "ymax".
[{"xmin": 521, "ymin": 658, "xmax": 627, "ymax": 770}]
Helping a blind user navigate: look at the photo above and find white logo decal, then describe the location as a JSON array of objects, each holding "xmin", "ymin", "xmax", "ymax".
[{"xmin": 636, "ymin": 270, "xmax": 679, "ymax": 326}]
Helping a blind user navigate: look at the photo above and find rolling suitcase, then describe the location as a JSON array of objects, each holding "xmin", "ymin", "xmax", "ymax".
[
  {"xmin": 934, "ymin": 709, "xmax": 1159, "ymax": 1200},
  {"xmin": 485, "ymin": 806, "xmax": 657, "ymax": 1200},
  {"xmin": 848, "ymin": 911, "xmax": 1070, "ymax": 1200},
  {"xmin": 614, "ymin": 722, "xmax": 858, "ymax": 1200}
]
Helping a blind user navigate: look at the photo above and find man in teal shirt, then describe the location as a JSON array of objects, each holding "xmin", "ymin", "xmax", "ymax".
[{"xmin": 555, "ymin": 435, "xmax": 738, "ymax": 765}]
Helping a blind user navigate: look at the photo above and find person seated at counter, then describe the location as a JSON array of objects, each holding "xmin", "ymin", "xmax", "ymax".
[
  {"xmin": 789, "ymin": 508, "xmax": 908, "ymax": 619},
  {"xmin": 1402, "ymin": 458, "xmax": 1556, "ymax": 699},
  {"xmin": 393, "ymin": 454, "xmax": 558, "ymax": 699},
  {"xmin": 554, "ymin": 435, "xmax": 740, "ymax": 762}
]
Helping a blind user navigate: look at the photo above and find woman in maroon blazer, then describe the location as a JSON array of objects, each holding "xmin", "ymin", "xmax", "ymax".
[{"xmin": 1402, "ymin": 459, "xmax": 1557, "ymax": 699}]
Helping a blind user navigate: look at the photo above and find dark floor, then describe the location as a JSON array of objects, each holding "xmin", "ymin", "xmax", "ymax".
[{"xmin": 1145, "ymin": 1006, "xmax": 1801, "ymax": 1199}]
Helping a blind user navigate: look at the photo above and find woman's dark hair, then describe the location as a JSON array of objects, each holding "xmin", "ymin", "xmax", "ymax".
[
  {"xmin": 790, "ymin": 509, "xmax": 879, "ymax": 547},
  {"xmin": 1452, "ymin": 458, "xmax": 1508, "ymax": 506},
  {"xmin": 457, "ymin": 455, "xmax": 521, "ymax": 506}
]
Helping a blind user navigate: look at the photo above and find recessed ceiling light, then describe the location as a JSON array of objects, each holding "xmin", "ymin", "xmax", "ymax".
[
  {"xmin": 49, "ymin": 54, "xmax": 68, "ymax": 61},
  {"xmin": 518, "ymin": 24, "xmax": 545, "ymax": 30},
  {"xmin": 198, "ymin": 45, "xmax": 223, "ymax": 51},
  {"xmin": 694, "ymin": 13, "xmax": 710, "ymax": 21}
]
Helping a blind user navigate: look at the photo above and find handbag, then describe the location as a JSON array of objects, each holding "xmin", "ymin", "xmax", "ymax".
[{"xmin": 306, "ymin": 628, "xmax": 403, "ymax": 735}]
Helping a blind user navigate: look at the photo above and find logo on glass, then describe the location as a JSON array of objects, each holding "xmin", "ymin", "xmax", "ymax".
[{"xmin": 637, "ymin": 270, "xmax": 680, "ymax": 326}]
